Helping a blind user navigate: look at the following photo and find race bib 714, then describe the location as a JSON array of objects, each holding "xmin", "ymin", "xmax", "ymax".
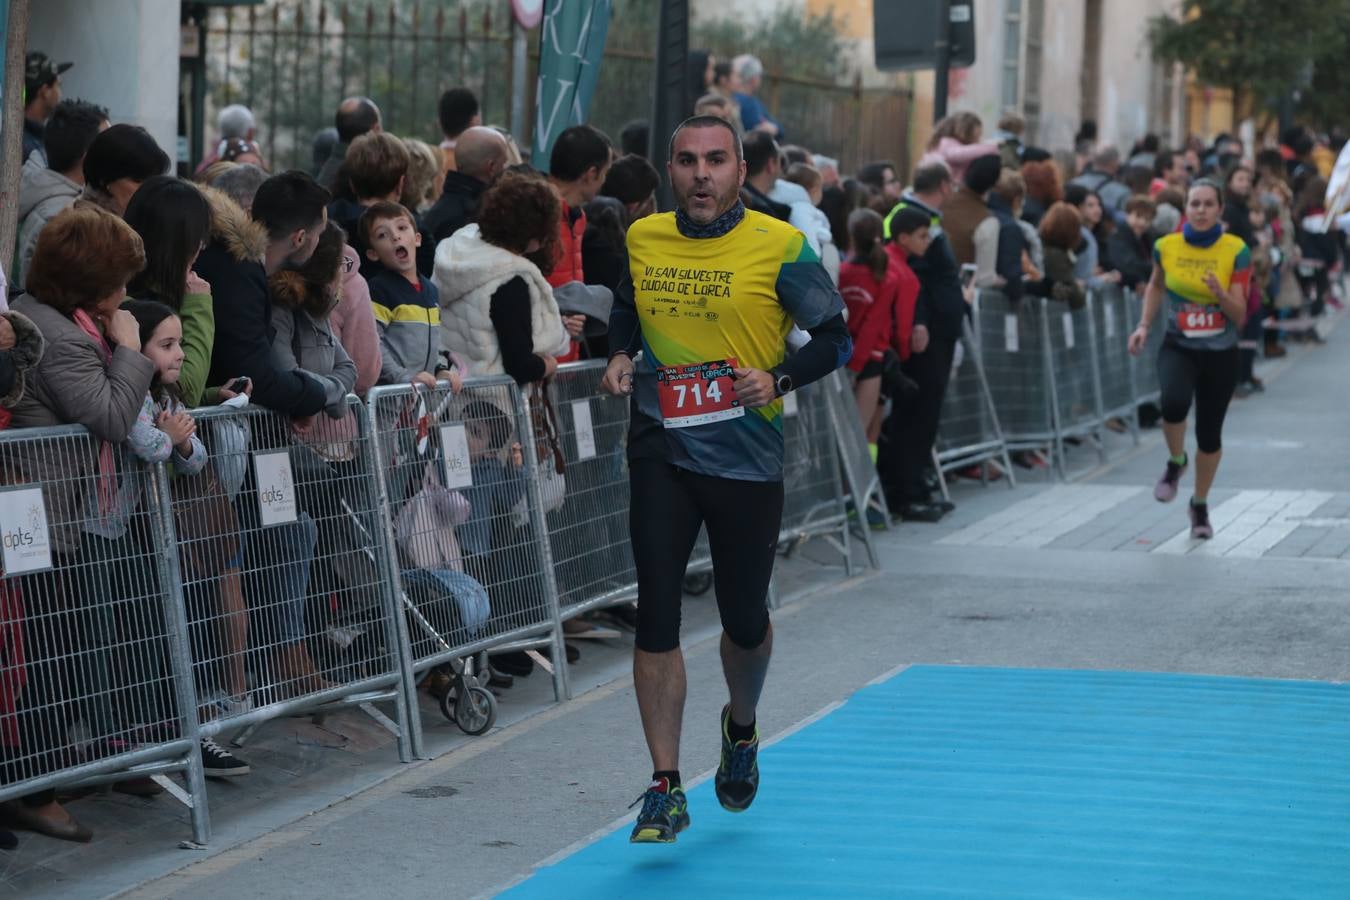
[{"xmin": 656, "ymin": 358, "xmax": 745, "ymax": 429}]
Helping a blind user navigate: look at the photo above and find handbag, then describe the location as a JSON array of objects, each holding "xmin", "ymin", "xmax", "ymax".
[
  {"xmin": 172, "ymin": 464, "xmax": 242, "ymax": 581},
  {"xmin": 511, "ymin": 379, "xmax": 567, "ymax": 527},
  {"xmin": 529, "ymin": 380, "xmax": 566, "ymax": 477}
]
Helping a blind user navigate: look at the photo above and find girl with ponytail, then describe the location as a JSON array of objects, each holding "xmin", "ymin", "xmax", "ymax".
[{"xmin": 837, "ymin": 207, "xmax": 927, "ymax": 459}]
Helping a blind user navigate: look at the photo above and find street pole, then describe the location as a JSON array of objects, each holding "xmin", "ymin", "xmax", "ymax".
[
  {"xmin": 651, "ymin": 0, "xmax": 688, "ymax": 211},
  {"xmin": 932, "ymin": 0, "xmax": 951, "ymax": 124},
  {"xmin": 0, "ymin": 0, "xmax": 29, "ymax": 270}
]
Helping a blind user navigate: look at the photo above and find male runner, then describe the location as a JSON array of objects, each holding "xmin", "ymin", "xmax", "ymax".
[{"xmin": 601, "ymin": 116, "xmax": 851, "ymax": 843}]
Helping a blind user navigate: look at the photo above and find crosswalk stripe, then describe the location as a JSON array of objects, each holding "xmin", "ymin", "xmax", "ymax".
[
  {"xmin": 937, "ymin": 485, "xmax": 1144, "ymax": 549},
  {"xmin": 1152, "ymin": 490, "xmax": 1334, "ymax": 557}
]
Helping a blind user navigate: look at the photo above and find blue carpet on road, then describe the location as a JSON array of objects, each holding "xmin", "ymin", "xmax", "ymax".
[{"xmin": 503, "ymin": 665, "xmax": 1350, "ymax": 898}]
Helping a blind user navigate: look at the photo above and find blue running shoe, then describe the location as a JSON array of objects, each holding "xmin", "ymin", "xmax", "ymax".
[
  {"xmin": 715, "ymin": 705, "xmax": 760, "ymax": 812},
  {"xmin": 629, "ymin": 777, "xmax": 689, "ymax": 843}
]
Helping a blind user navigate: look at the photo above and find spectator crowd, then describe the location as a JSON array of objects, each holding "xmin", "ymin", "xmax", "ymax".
[{"xmin": 1, "ymin": 44, "xmax": 1345, "ymax": 850}]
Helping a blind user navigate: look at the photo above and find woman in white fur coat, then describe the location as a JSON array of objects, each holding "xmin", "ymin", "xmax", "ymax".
[{"xmin": 434, "ymin": 170, "xmax": 571, "ymax": 385}]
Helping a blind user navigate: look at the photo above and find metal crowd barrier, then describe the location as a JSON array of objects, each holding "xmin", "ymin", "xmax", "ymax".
[
  {"xmin": 545, "ymin": 361, "xmax": 637, "ymax": 621},
  {"xmin": 1043, "ymin": 295, "xmax": 1106, "ymax": 472},
  {"xmin": 974, "ymin": 291, "xmax": 1057, "ymax": 454},
  {"xmin": 1128, "ymin": 288, "xmax": 1164, "ymax": 406},
  {"xmin": 934, "ymin": 315, "xmax": 1016, "ymax": 483},
  {"xmin": 0, "ymin": 361, "xmax": 879, "ymax": 846},
  {"xmin": 778, "ymin": 375, "xmax": 852, "ymax": 574},
  {"xmin": 1093, "ymin": 284, "xmax": 1142, "ymax": 443},
  {"xmin": 0, "ymin": 425, "xmax": 208, "ymax": 842},
  {"xmin": 954, "ymin": 287, "xmax": 1169, "ymax": 481},
  {"xmin": 366, "ymin": 379, "xmax": 568, "ymax": 756},
  {"xmin": 821, "ymin": 367, "xmax": 888, "ymax": 568},
  {"xmin": 178, "ymin": 398, "xmax": 413, "ymax": 758}
]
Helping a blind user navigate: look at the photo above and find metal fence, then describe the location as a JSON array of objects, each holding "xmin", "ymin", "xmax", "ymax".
[
  {"xmin": 1094, "ymin": 285, "xmax": 1141, "ymax": 437},
  {"xmin": 174, "ymin": 398, "xmax": 413, "ymax": 755},
  {"xmin": 200, "ymin": 1, "xmax": 517, "ymax": 173},
  {"xmin": 934, "ymin": 316, "xmax": 1015, "ymax": 481},
  {"xmin": 0, "ymin": 365, "xmax": 875, "ymax": 844},
  {"xmin": 544, "ymin": 363, "xmax": 636, "ymax": 622},
  {"xmin": 366, "ymin": 379, "xmax": 568, "ymax": 754},
  {"xmin": 0, "ymin": 425, "xmax": 208, "ymax": 841},
  {"xmin": 778, "ymin": 376, "xmax": 851, "ymax": 571},
  {"xmin": 193, "ymin": 1, "xmax": 912, "ymax": 175},
  {"xmin": 954, "ymin": 287, "xmax": 1163, "ymax": 480},
  {"xmin": 820, "ymin": 368, "xmax": 888, "ymax": 568},
  {"xmin": 1044, "ymin": 295, "xmax": 1106, "ymax": 470},
  {"xmin": 975, "ymin": 291, "xmax": 1057, "ymax": 454},
  {"xmin": 1128, "ymin": 288, "xmax": 1164, "ymax": 406}
]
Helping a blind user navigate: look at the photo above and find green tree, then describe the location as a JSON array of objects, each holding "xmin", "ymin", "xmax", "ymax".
[{"xmin": 1149, "ymin": 0, "xmax": 1348, "ymax": 122}]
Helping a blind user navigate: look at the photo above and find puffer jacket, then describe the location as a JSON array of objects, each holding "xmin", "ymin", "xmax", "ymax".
[
  {"xmin": 548, "ymin": 203, "xmax": 587, "ymax": 290},
  {"xmin": 269, "ymin": 271, "xmax": 357, "ymax": 419},
  {"xmin": 9, "ymin": 296, "xmax": 154, "ymax": 554},
  {"xmin": 434, "ymin": 224, "xmax": 570, "ymax": 376},
  {"xmin": 16, "ymin": 155, "xmax": 80, "ymax": 290}
]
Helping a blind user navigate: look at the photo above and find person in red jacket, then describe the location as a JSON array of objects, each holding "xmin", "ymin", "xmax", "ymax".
[
  {"xmin": 839, "ymin": 207, "xmax": 930, "ymax": 457},
  {"xmin": 546, "ymin": 125, "xmax": 612, "ymax": 361}
]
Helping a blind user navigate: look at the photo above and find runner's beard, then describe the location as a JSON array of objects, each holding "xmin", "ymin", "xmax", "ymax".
[{"xmin": 680, "ymin": 180, "xmax": 740, "ymax": 224}]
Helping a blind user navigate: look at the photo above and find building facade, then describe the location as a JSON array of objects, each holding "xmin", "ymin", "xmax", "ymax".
[
  {"xmin": 697, "ymin": 0, "xmax": 1189, "ymax": 165},
  {"xmin": 28, "ymin": 0, "xmax": 181, "ymax": 161}
]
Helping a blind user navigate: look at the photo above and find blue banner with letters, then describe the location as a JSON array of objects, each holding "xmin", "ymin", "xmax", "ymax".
[{"xmin": 531, "ymin": 0, "xmax": 612, "ymax": 173}]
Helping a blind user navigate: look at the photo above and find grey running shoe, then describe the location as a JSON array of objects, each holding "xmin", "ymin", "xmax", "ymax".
[{"xmin": 1154, "ymin": 457, "xmax": 1187, "ymax": 502}]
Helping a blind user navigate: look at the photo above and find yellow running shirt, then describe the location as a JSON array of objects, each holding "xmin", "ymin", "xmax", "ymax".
[
  {"xmin": 1153, "ymin": 231, "xmax": 1251, "ymax": 350},
  {"xmin": 619, "ymin": 209, "xmax": 845, "ymax": 481}
]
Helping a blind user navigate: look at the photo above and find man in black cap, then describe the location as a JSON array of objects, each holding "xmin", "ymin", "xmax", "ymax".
[{"xmin": 23, "ymin": 52, "xmax": 73, "ymax": 165}]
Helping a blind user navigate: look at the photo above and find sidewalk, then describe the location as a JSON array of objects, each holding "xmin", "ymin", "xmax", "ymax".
[{"xmin": 8, "ymin": 320, "xmax": 1350, "ymax": 898}]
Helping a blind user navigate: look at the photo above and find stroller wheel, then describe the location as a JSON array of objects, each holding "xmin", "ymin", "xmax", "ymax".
[
  {"xmin": 438, "ymin": 679, "xmax": 460, "ymax": 724},
  {"xmin": 456, "ymin": 685, "xmax": 497, "ymax": 736},
  {"xmin": 682, "ymin": 571, "xmax": 713, "ymax": 596}
]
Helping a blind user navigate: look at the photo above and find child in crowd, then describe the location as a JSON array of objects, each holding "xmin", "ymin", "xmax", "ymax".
[
  {"xmin": 456, "ymin": 399, "xmax": 534, "ymax": 673},
  {"xmin": 81, "ymin": 300, "xmax": 212, "ymax": 766},
  {"xmin": 783, "ymin": 163, "xmax": 840, "ymax": 283},
  {"xmin": 122, "ymin": 301, "xmax": 208, "ymax": 474},
  {"xmin": 1107, "ymin": 195, "xmax": 1157, "ymax": 290},
  {"xmin": 361, "ymin": 200, "xmax": 464, "ymax": 391},
  {"xmin": 840, "ymin": 207, "xmax": 925, "ymax": 457},
  {"xmin": 456, "ymin": 399, "xmax": 525, "ymax": 563}
]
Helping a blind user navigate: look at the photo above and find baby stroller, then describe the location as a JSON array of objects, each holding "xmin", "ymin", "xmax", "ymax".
[{"xmin": 400, "ymin": 568, "xmax": 496, "ymax": 736}]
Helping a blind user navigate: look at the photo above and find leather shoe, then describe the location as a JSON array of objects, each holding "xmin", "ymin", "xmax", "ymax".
[
  {"xmin": 114, "ymin": 777, "xmax": 165, "ymax": 798},
  {"xmin": 2, "ymin": 802, "xmax": 92, "ymax": 843}
]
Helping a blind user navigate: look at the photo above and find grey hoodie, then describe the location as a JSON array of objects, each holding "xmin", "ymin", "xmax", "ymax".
[{"xmin": 16, "ymin": 154, "xmax": 81, "ymax": 290}]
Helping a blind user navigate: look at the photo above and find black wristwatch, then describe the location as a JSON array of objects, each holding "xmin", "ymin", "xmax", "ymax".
[{"xmin": 772, "ymin": 370, "xmax": 793, "ymax": 397}]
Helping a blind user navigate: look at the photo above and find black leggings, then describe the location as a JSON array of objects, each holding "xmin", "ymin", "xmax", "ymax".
[
  {"xmin": 1157, "ymin": 341, "xmax": 1240, "ymax": 454},
  {"xmin": 629, "ymin": 460, "xmax": 784, "ymax": 653}
]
